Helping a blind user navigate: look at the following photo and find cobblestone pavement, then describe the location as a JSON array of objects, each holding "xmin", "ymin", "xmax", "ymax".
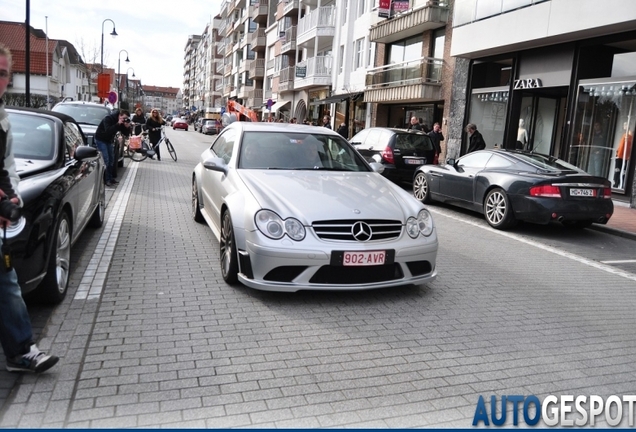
[{"xmin": 1, "ymin": 132, "xmax": 636, "ymax": 427}]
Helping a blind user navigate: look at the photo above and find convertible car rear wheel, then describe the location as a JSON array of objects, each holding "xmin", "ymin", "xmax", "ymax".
[
  {"xmin": 38, "ymin": 212, "xmax": 72, "ymax": 304},
  {"xmin": 413, "ymin": 172, "xmax": 432, "ymax": 203},
  {"xmin": 220, "ymin": 211, "xmax": 238, "ymax": 284},
  {"xmin": 484, "ymin": 188, "xmax": 516, "ymax": 230}
]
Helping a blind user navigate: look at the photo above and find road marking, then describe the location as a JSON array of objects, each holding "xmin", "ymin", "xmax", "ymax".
[
  {"xmin": 74, "ymin": 162, "xmax": 139, "ymax": 300},
  {"xmin": 601, "ymin": 259, "xmax": 636, "ymax": 264},
  {"xmin": 428, "ymin": 207, "xmax": 636, "ymax": 283}
]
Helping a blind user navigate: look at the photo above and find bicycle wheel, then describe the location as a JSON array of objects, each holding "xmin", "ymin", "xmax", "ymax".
[
  {"xmin": 166, "ymin": 138, "xmax": 177, "ymax": 162},
  {"xmin": 129, "ymin": 142, "xmax": 148, "ymax": 162}
]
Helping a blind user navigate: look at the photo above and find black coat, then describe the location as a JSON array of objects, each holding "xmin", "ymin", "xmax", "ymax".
[
  {"xmin": 95, "ymin": 111, "xmax": 131, "ymax": 143},
  {"xmin": 467, "ymin": 130, "xmax": 486, "ymax": 153},
  {"xmin": 336, "ymin": 125, "xmax": 348, "ymax": 139},
  {"xmin": 428, "ymin": 130, "xmax": 444, "ymax": 154}
]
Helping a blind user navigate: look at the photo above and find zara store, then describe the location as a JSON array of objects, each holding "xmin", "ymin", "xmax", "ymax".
[{"xmin": 463, "ymin": 31, "xmax": 636, "ymax": 200}]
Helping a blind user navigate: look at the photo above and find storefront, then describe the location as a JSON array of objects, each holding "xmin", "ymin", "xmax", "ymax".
[{"xmin": 463, "ymin": 33, "xmax": 636, "ymax": 199}]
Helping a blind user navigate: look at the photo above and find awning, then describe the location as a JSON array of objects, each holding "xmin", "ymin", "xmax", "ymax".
[
  {"xmin": 266, "ymin": 100, "xmax": 291, "ymax": 113},
  {"xmin": 311, "ymin": 92, "xmax": 364, "ymax": 105}
]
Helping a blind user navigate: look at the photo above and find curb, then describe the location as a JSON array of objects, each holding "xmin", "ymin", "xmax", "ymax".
[{"xmin": 589, "ymin": 224, "xmax": 636, "ymax": 241}]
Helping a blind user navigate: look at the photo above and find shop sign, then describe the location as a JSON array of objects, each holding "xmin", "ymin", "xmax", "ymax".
[
  {"xmin": 378, "ymin": 0, "xmax": 392, "ymax": 18},
  {"xmin": 514, "ymin": 78, "xmax": 543, "ymax": 89}
]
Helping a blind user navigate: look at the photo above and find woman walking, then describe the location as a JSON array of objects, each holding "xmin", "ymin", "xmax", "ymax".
[{"xmin": 145, "ymin": 109, "xmax": 166, "ymax": 160}]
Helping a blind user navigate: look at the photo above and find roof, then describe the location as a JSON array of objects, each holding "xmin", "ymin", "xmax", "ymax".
[
  {"xmin": 229, "ymin": 121, "xmax": 341, "ymax": 137},
  {"xmin": 7, "ymin": 106, "xmax": 77, "ymax": 124},
  {"xmin": 0, "ymin": 20, "xmax": 58, "ymax": 75}
]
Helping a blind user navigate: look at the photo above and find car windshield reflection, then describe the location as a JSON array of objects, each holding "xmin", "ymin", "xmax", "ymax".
[{"xmin": 239, "ymin": 131, "xmax": 371, "ymax": 171}]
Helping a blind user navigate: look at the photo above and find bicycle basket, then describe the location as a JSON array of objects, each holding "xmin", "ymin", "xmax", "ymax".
[{"xmin": 129, "ymin": 136, "xmax": 142, "ymax": 150}]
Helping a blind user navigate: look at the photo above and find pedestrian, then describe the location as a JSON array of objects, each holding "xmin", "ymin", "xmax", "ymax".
[
  {"xmin": 465, "ymin": 123, "xmax": 486, "ymax": 153},
  {"xmin": 95, "ymin": 108, "xmax": 132, "ymax": 186},
  {"xmin": 337, "ymin": 123, "xmax": 348, "ymax": 139},
  {"xmin": 131, "ymin": 107, "xmax": 146, "ymax": 135},
  {"xmin": 428, "ymin": 122, "xmax": 444, "ymax": 164},
  {"xmin": 145, "ymin": 108, "xmax": 166, "ymax": 161},
  {"xmin": 290, "ymin": 117, "xmax": 298, "ymax": 124},
  {"xmin": 407, "ymin": 116, "xmax": 423, "ymax": 131},
  {"xmin": 0, "ymin": 43, "xmax": 59, "ymax": 373},
  {"xmin": 322, "ymin": 115, "xmax": 331, "ymax": 129}
]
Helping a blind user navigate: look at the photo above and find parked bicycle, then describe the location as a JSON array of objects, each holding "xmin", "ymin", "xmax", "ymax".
[{"xmin": 126, "ymin": 125, "xmax": 177, "ymax": 162}]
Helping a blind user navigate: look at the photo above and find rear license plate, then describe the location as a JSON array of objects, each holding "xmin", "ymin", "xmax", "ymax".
[
  {"xmin": 570, "ymin": 188, "xmax": 596, "ymax": 197},
  {"xmin": 404, "ymin": 158, "xmax": 426, "ymax": 165}
]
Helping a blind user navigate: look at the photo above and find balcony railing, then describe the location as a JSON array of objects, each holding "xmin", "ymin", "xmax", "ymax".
[
  {"xmin": 283, "ymin": 0, "xmax": 299, "ymax": 17},
  {"xmin": 279, "ymin": 66, "xmax": 295, "ymax": 92},
  {"xmin": 281, "ymin": 26, "xmax": 297, "ymax": 53},
  {"xmin": 249, "ymin": 58, "xmax": 265, "ymax": 78},
  {"xmin": 294, "ymin": 56, "xmax": 331, "ymax": 89},
  {"xmin": 224, "ymin": 64, "xmax": 233, "ymax": 76},
  {"xmin": 248, "ymin": 88, "xmax": 263, "ymax": 108},
  {"xmin": 297, "ymin": 6, "xmax": 335, "ymax": 45},
  {"xmin": 250, "ymin": 28, "xmax": 266, "ymax": 51},
  {"xmin": 250, "ymin": 0, "xmax": 268, "ymax": 24},
  {"xmin": 370, "ymin": 2, "xmax": 449, "ymax": 44},
  {"xmin": 365, "ymin": 57, "xmax": 443, "ymax": 89}
]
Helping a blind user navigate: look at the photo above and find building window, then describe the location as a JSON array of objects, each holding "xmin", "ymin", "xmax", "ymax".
[
  {"xmin": 367, "ymin": 41, "xmax": 375, "ymax": 67},
  {"xmin": 339, "ymin": 45, "xmax": 344, "ymax": 74},
  {"xmin": 357, "ymin": 0, "xmax": 367, "ymax": 17},
  {"xmin": 354, "ymin": 38, "xmax": 364, "ymax": 70},
  {"xmin": 388, "ymin": 36, "xmax": 422, "ymax": 64}
]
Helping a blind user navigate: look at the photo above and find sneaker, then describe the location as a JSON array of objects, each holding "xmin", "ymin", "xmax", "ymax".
[
  {"xmin": 111, "ymin": 179, "xmax": 120, "ymax": 184},
  {"xmin": 6, "ymin": 345, "xmax": 59, "ymax": 373},
  {"xmin": 105, "ymin": 181, "xmax": 114, "ymax": 187}
]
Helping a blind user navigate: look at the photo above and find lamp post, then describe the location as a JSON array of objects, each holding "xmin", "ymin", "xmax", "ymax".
[
  {"xmin": 100, "ymin": 19, "xmax": 117, "ymax": 73},
  {"xmin": 117, "ymin": 49, "xmax": 130, "ymax": 109},
  {"xmin": 126, "ymin": 67, "xmax": 135, "ymax": 107}
]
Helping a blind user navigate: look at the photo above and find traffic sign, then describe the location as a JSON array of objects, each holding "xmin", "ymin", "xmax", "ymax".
[{"xmin": 108, "ymin": 92, "xmax": 118, "ymax": 104}]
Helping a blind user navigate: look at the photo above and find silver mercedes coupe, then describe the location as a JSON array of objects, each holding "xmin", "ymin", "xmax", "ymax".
[{"xmin": 192, "ymin": 121, "xmax": 438, "ymax": 292}]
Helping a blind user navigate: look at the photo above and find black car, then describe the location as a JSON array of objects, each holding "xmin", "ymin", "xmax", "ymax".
[
  {"xmin": 350, "ymin": 127, "xmax": 436, "ymax": 184},
  {"xmin": 52, "ymin": 101, "xmax": 125, "ymax": 172},
  {"xmin": 6, "ymin": 107, "xmax": 106, "ymax": 303},
  {"xmin": 412, "ymin": 149, "xmax": 614, "ymax": 230}
]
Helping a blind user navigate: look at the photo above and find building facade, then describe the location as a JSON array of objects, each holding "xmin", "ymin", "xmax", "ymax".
[{"xmin": 449, "ymin": 0, "xmax": 636, "ymax": 205}]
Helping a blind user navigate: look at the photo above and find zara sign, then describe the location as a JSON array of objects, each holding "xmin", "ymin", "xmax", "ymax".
[{"xmin": 513, "ymin": 78, "xmax": 543, "ymax": 89}]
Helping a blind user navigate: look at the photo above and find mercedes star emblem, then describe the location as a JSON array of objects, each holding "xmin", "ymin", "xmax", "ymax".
[{"xmin": 351, "ymin": 221, "xmax": 372, "ymax": 242}]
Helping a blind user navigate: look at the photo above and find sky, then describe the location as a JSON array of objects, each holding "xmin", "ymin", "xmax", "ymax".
[{"xmin": 2, "ymin": 0, "xmax": 222, "ymax": 89}]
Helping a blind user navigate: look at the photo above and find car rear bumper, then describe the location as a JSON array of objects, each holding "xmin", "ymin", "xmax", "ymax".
[{"xmin": 510, "ymin": 195, "xmax": 614, "ymax": 224}]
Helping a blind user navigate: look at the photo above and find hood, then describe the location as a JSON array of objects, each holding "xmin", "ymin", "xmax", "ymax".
[
  {"xmin": 15, "ymin": 158, "xmax": 56, "ymax": 177},
  {"xmin": 238, "ymin": 170, "xmax": 423, "ymax": 223}
]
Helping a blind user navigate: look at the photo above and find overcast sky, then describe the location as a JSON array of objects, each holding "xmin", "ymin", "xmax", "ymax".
[{"xmin": 2, "ymin": 0, "xmax": 222, "ymax": 88}]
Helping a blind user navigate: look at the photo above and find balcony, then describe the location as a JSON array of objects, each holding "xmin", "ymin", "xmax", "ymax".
[
  {"xmin": 281, "ymin": 26, "xmax": 297, "ymax": 54},
  {"xmin": 224, "ymin": 64, "xmax": 233, "ymax": 76},
  {"xmin": 293, "ymin": 56, "xmax": 331, "ymax": 90},
  {"xmin": 277, "ymin": 0, "xmax": 299, "ymax": 19},
  {"xmin": 297, "ymin": 6, "xmax": 335, "ymax": 47},
  {"xmin": 249, "ymin": 0, "xmax": 268, "ymax": 25},
  {"xmin": 215, "ymin": 81, "xmax": 224, "ymax": 92},
  {"xmin": 369, "ymin": 2, "xmax": 449, "ymax": 44},
  {"xmin": 224, "ymin": 83, "xmax": 235, "ymax": 95},
  {"xmin": 249, "ymin": 58, "xmax": 265, "ymax": 78},
  {"xmin": 237, "ymin": 84, "xmax": 249, "ymax": 99},
  {"xmin": 216, "ymin": 60, "xmax": 224, "ymax": 74},
  {"xmin": 225, "ymin": 40, "xmax": 235, "ymax": 56},
  {"xmin": 239, "ymin": 59, "xmax": 254, "ymax": 74},
  {"xmin": 250, "ymin": 28, "xmax": 266, "ymax": 52},
  {"xmin": 279, "ymin": 66, "xmax": 295, "ymax": 93},
  {"xmin": 364, "ymin": 57, "xmax": 443, "ymax": 103},
  {"xmin": 247, "ymin": 88, "xmax": 263, "ymax": 108}
]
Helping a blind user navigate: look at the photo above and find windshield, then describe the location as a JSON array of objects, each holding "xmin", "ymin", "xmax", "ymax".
[
  {"xmin": 8, "ymin": 112, "xmax": 56, "ymax": 160},
  {"xmin": 514, "ymin": 153, "xmax": 580, "ymax": 172},
  {"xmin": 52, "ymin": 104, "xmax": 110, "ymax": 126},
  {"xmin": 239, "ymin": 131, "xmax": 372, "ymax": 171}
]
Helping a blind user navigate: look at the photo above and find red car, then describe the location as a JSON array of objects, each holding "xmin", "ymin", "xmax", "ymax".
[{"xmin": 173, "ymin": 118, "xmax": 189, "ymax": 131}]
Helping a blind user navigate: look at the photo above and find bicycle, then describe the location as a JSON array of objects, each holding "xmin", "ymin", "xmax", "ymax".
[{"xmin": 126, "ymin": 125, "xmax": 177, "ymax": 162}]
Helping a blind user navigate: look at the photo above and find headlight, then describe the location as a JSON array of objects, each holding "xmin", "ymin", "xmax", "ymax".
[
  {"xmin": 255, "ymin": 210, "xmax": 306, "ymax": 241},
  {"xmin": 406, "ymin": 209, "xmax": 434, "ymax": 238}
]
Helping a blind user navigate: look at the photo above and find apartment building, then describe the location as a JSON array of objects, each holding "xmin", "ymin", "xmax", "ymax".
[
  {"xmin": 449, "ymin": 0, "xmax": 636, "ymax": 203},
  {"xmin": 142, "ymin": 85, "xmax": 181, "ymax": 115},
  {"xmin": 183, "ymin": 35, "xmax": 202, "ymax": 111}
]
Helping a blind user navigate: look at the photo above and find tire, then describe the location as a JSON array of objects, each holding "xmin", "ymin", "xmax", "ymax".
[
  {"xmin": 166, "ymin": 139, "xmax": 177, "ymax": 161},
  {"xmin": 89, "ymin": 182, "xmax": 105, "ymax": 228},
  {"xmin": 129, "ymin": 140, "xmax": 149, "ymax": 162},
  {"xmin": 185, "ymin": 127, "xmax": 189, "ymax": 132},
  {"xmin": 36, "ymin": 212, "xmax": 71, "ymax": 304},
  {"xmin": 484, "ymin": 188, "xmax": 516, "ymax": 230},
  {"xmin": 220, "ymin": 210, "xmax": 238, "ymax": 284},
  {"xmin": 192, "ymin": 180, "xmax": 205, "ymax": 223},
  {"xmin": 413, "ymin": 172, "xmax": 432, "ymax": 203}
]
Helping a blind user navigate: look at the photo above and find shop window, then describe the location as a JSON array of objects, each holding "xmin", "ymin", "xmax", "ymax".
[
  {"xmin": 468, "ymin": 90, "xmax": 509, "ymax": 150},
  {"xmin": 571, "ymin": 81, "xmax": 636, "ymax": 191}
]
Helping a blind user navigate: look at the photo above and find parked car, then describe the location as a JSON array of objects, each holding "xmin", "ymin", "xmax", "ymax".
[
  {"xmin": 173, "ymin": 118, "xmax": 189, "ymax": 131},
  {"xmin": 52, "ymin": 100, "xmax": 125, "ymax": 170},
  {"xmin": 412, "ymin": 149, "xmax": 614, "ymax": 230},
  {"xmin": 192, "ymin": 122, "xmax": 438, "ymax": 292},
  {"xmin": 6, "ymin": 107, "xmax": 106, "ymax": 303},
  {"xmin": 350, "ymin": 127, "xmax": 436, "ymax": 185},
  {"xmin": 200, "ymin": 119, "xmax": 217, "ymax": 135}
]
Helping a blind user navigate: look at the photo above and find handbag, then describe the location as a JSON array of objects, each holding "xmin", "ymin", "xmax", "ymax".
[{"xmin": 129, "ymin": 136, "xmax": 142, "ymax": 150}]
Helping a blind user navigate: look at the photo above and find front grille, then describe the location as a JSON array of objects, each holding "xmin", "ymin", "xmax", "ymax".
[
  {"xmin": 309, "ymin": 264, "xmax": 404, "ymax": 284},
  {"xmin": 312, "ymin": 219, "xmax": 402, "ymax": 242}
]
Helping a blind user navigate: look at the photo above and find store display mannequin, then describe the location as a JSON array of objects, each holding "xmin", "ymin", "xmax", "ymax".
[
  {"xmin": 614, "ymin": 121, "xmax": 633, "ymax": 188},
  {"xmin": 516, "ymin": 119, "xmax": 528, "ymax": 150}
]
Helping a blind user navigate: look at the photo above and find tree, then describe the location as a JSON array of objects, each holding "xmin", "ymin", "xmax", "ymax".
[{"xmin": 75, "ymin": 38, "xmax": 108, "ymax": 100}]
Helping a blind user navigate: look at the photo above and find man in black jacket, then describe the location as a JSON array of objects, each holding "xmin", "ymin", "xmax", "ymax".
[
  {"xmin": 428, "ymin": 122, "xmax": 444, "ymax": 164},
  {"xmin": 95, "ymin": 110, "xmax": 131, "ymax": 186},
  {"xmin": 466, "ymin": 123, "xmax": 486, "ymax": 153}
]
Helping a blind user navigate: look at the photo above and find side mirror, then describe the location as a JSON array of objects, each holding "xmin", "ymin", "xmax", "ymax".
[
  {"xmin": 74, "ymin": 145, "xmax": 99, "ymax": 161},
  {"xmin": 203, "ymin": 156, "xmax": 229, "ymax": 174},
  {"xmin": 369, "ymin": 162, "xmax": 385, "ymax": 174},
  {"xmin": 446, "ymin": 158, "xmax": 456, "ymax": 167}
]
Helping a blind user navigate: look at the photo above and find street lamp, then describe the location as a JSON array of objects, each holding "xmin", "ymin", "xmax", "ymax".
[
  {"xmin": 117, "ymin": 49, "xmax": 130, "ymax": 109},
  {"xmin": 126, "ymin": 67, "xmax": 135, "ymax": 107},
  {"xmin": 100, "ymin": 19, "xmax": 117, "ymax": 73}
]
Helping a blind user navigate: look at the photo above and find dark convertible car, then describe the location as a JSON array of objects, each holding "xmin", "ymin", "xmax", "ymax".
[
  {"xmin": 6, "ymin": 107, "xmax": 106, "ymax": 303},
  {"xmin": 412, "ymin": 149, "xmax": 613, "ymax": 230}
]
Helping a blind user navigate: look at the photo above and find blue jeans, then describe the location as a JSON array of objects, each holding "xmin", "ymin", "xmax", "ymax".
[
  {"xmin": 95, "ymin": 139, "xmax": 114, "ymax": 183},
  {"xmin": 0, "ymin": 250, "xmax": 34, "ymax": 359}
]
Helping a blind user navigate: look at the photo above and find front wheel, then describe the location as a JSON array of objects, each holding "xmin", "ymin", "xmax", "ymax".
[
  {"xmin": 413, "ymin": 172, "xmax": 432, "ymax": 203},
  {"xmin": 166, "ymin": 139, "xmax": 177, "ymax": 161},
  {"xmin": 220, "ymin": 211, "xmax": 239, "ymax": 284},
  {"xmin": 484, "ymin": 188, "xmax": 516, "ymax": 230}
]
